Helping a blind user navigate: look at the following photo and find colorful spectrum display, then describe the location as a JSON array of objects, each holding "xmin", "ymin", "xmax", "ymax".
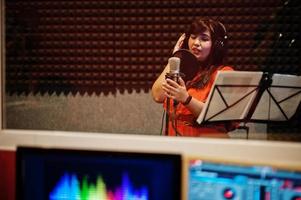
[{"xmin": 49, "ymin": 172, "xmax": 149, "ymax": 200}]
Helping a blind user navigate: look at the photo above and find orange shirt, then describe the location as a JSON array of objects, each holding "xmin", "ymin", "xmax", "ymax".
[{"xmin": 165, "ymin": 66, "xmax": 234, "ymax": 137}]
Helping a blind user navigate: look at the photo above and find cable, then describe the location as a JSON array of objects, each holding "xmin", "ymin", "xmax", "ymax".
[
  {"xmin": 171, "ymin": 103, "xmax": 183, "ymax": 136},
  {"xmin": 160, "ymin": 109, "xmax": 165, "ymax": 135}
]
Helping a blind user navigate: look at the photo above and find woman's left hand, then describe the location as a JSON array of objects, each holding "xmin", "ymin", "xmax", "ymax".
[
  {"xmin": 162, "ymin": 77, "xmax": 189, "ymax": 103},
  {"xmin": 172, "ymin": 33, "xmax": 186, "ymax": 54}
]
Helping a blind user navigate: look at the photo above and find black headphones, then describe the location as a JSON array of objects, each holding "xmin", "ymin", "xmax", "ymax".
[{"xmin": 212, "ymin": 20, "xmax": 228, "ymax": 63}]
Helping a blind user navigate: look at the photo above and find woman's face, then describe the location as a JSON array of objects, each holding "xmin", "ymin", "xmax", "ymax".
[{"xmin": 188, "ymin": 29, "xmax": 212, "ymax": 62}]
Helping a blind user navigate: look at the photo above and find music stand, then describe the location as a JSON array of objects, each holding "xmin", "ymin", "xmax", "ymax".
[
  {"xmin": 251, "ymin": 73, "xmax": 301, "ymax": 122},
  {"xmin": 196, "ymin": 71, "xmax": 301, "ymax": 138}
]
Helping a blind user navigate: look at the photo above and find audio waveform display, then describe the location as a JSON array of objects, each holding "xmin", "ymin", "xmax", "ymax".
[{"xmin": 49, "ymin": 172, "xmax": 149, "ymax": 200}]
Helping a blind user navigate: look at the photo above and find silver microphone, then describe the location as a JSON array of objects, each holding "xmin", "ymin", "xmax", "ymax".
[{"xmin": 166, "ymin": 57, "xmax": 180, "ymax": 82}]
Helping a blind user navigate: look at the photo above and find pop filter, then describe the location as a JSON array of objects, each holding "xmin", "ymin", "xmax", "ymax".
[{"xmin": 172, "ymin": 49, "xmax": 199, "ymax": 82}]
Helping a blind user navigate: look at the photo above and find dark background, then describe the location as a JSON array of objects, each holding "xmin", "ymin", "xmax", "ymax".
[{"xmin": 4, "ymin": 0, "xmax": 301, "ymax": 138}]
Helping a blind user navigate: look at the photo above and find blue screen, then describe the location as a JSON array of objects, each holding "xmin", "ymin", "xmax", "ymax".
[{"xmin": 188, "ymin": 159, "xmax": 301, "ymax": 200}]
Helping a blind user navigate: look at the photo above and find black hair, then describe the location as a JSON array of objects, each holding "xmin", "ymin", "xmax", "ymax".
[{"xmin": 182, "ymin": 17, "xmax": 229, "ymax": 89}]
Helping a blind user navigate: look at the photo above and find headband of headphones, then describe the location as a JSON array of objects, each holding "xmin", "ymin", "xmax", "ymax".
[{"xmin": 212, "ymin": 20, "xmax": 228, "ymax": 47}]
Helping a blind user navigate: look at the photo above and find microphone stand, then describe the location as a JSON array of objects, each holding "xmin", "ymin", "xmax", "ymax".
[
  {"xmin": 165, "ymin": 97, "xmax": 170, "ymax": 136},
  {"xmin": 164, "ymin": 72, "xmax": 181, "ymax": 136},
  {"xmin": 164, "ymin": 55, "xmax": 182, "ymax": 136},
  {"xmin": 164, "ymin": 72, "xmax": 174, "ymax": 136}
]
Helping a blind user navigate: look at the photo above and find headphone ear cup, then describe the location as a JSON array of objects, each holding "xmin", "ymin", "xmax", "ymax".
[
  {"xmin": 213, "ymin": 21, "xmax": 227, "ymax": 60},
  {"xmin": 214, "ymin": 39, "xmax": 224, "ymax": 51},
  {"xmin": 214, "ymin": 38, "xmax": 225, "ymax": 57}
]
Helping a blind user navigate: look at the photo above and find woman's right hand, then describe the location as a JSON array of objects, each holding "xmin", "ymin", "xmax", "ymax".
[{"xmin": 172, "ymin": 33, "xmax": 186, "ymax": 54}]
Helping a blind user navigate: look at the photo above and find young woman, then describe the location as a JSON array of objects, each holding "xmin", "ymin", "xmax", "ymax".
[{"xmin": 152, "ymin": 17, "xmax": 235, "ymax": 137}]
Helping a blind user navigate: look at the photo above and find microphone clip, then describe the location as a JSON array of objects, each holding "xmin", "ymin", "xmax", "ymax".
[{"xmin": 165, "ymin": 72, "xmax": 185, "ymax": 83}]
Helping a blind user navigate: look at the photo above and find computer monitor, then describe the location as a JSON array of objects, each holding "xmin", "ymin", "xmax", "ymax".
[
  {"xmin": 186, "ymin": 157, "xmax": 301, "ymax": 200},
  {"xmin": 16, "ymin": 147, "xmax": 182, "ymax": 200}
]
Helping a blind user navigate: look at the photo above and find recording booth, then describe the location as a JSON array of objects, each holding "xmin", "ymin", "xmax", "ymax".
[
  {"xmin": 4, "ymin": 0, "xmax": 300, "ymax": 137},
  {"xmin": 1, "ymin": 0, "xmax": 301, "ymax": 200}
]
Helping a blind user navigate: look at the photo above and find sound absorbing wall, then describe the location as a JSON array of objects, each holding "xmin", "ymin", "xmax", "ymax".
[
  {"xmin": 4, "ymin": 0, "xmax": 300, "ymax": 137},
  {"xmin": 6, "ymin": 0, "xmax": 300, "ymax": 95}
]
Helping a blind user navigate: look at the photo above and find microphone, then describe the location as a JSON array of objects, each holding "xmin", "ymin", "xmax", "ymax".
[
  {"xmin": 166, "ymin": 57, "xmax": 180, "ymax": 83},
  {"xmin": 166, "ymin": 57, "xmax": 181, "ymax": 106}
]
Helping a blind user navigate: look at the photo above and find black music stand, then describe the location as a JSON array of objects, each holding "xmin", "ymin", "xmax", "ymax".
[{"xmin": 196, "ymin": 71, "xmax": 301, "ymax": 138}]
